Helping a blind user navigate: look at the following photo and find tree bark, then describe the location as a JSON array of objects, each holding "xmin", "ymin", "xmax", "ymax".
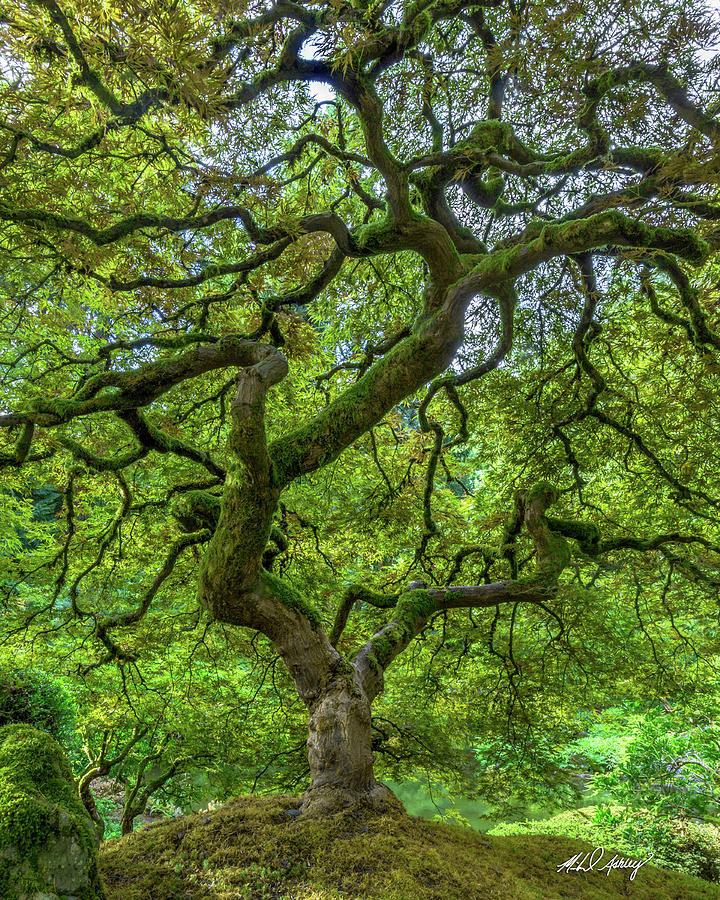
[
  {"xmin": 301, "ymin": 665, "xmax": 395, "ymax": 816},
  {"xmin": 77, "ymin": 767, "xmax": 107, "ymax": 842},
  {"xmin": 120, "ymin": 805, "xmax": 137, "ymax": 836}
]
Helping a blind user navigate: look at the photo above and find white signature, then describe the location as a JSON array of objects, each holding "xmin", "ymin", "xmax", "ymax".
[{"xmin": 557, "ymin": 846, "xmax": 654, "ymax": 881}]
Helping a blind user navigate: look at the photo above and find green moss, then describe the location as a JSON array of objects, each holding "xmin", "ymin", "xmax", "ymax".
[
  {"xmin": 368, "ymin": 636, "xmax": 392, "ymax": 669},
  {"xmin": 485, "ymin": 175, "xmax": 505, "ymax": 204},
  {"xmin": 0, "ymin": 726, "xmax": 79, "ymax": 851},
  {"xmin": 98, "ymin": 793, "xmax": 720, "ymax": 900},
  {"xmin": 395, "ymin": 588, "xmax": 435, "ymax": 624},
  {"xmin": 171, "ymin": 491, "xmax": 222, "ymax": 533},
  {"xmin": 466, "ymin": 119, "xmax": 515, "ymax": 153},
  {"xmin": 269, "ymin": 525, "xmax": 287, "ymax": 551},
  {"xmin": 368, "ymin": 589, "xmax": 436, "ymax": 669},
  {"xmin": 269, "ymin": 354, "xmax": 392, "ymax": 483},
  {"xmin": 353, "ymin": 215, "xmax": 399, "ymax": 256},
  {"xmin": 0, "ymin": 667, "xmax": 76, "ymax": 744},
  {"xmin": 346, "ymin": 585, "xmax": 399, "ymax": 609},
  {"xmin": 269, "ymin": 305, "xmax": 465, "ymax": 487},
  {"xmin": 525, "ymin": 480, "xmax": 558, "ymax": 507},
  {"xmin": 261, "ymin": 570, "xmax": 322, "ymax": 628},
  {"xmin": 0, "ymin": 724, "xmax": 104, "ymax": 898},
  {"xmin": 471, "ymin": 246, "xmax": 518, "ymax": 283},
  {"xmin": 523, "ymin": 528, "xmax": 571, "ymax": 583},
  {"xmin": 471, "ymin": 211, "xmax": 709, "ymax": 294},
  {"xmin": 546, "ymin": 517, "xmax": 601, "ymax": 553},
  {"xmin": 27, "ymin": 397, "xmax": 78, "ymax": 422}
]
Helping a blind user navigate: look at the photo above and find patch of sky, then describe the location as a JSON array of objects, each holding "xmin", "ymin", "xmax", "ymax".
[{"xmin": 299, "ymin": 34, "xmax": 336, "ymax": 105}]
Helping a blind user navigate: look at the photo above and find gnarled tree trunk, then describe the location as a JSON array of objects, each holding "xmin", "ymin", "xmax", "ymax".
[
  {"xmin": 193, "ymin": 334, "xmax": 580, "ymax": 817},
  {"xmin": 302, "ymin": 666, "xmax": 393, "ymax": 815}
]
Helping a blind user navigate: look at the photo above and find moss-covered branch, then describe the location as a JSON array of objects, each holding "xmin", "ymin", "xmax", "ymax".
[
  {"xmin": 354, "ymin": 482, "xmax": 571, "ymax": 697},
  {"xmin": 330, "ymin": 585, "xmax": 401, "ymax": 648},
  {"xmin": 445, "ymin": 210, "xmax": 708, "ymax": 321},
  {"xmin": 269, "ymin": 305, "xmax": 465, "ymax": 486},
  {"xmin": 119, "ymin": 409, "xmax": 225, "ymax": 479},
  {"xmin": 583, "ymin": 62, "xmax": 720, "ymax": 143},
  {"xmin": 0, "ymin": 336, "xmax": 285, "ymax": 428},
  {"xmin": 355, "ymin": 587, "xmax": 437, "ymax": 699}
]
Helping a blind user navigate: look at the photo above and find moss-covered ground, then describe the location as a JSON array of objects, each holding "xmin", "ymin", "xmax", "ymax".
[{"xmin": 99, "ymin": 794, "xmax": 720, "ymax": 900}]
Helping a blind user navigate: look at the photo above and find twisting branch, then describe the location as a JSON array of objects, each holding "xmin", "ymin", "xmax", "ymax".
[
  {"xmin": 118, "ymin": 409, "xmax": 225, "ymax": 479},
  {"xmin": 569, "ymin": 255, "xmax": 606, "ymax": 414},
  {"xmin": 198, "ymin": 344, "xmax": 290, "ymax": 622},
  {"xmin": 641, "ymin": 253, "xmax": 720, "ymax": 352},
  {"xmin": 411, "ymin": 283, "xmax": 516, "ymax": 562},
  {"xmin": 120, "ymin": 743, "xmax": 192, "ymax": 836},
  {"xmin": 582, "ymin": 63, "xmax": 720, "ymax": 144},
  {"xmin": 84, "ymin": 529, "xmax": 212, "ymax": 669},
  {"xmin": 330, "ymin": 584, "xmax": 400, "ymax": 648},
  {"xmin": 354, "ymin": 481, "xmax": 571, "ymax": 699},
  {"xmin": 78, "ymin": 725, "xmax": 149, "ymax": 839},
  {"xmin": 353, "ymin": 477, "xmax": 720, "ymax": 698},
  {"xmin": 0, "ymin": 336, "xmax": 287, "ymax": 428}
]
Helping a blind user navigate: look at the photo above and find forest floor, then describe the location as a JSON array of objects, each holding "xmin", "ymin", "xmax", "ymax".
[{"xmin": 99, "ymin": 794, "xmax": 720, "ymax": 900}]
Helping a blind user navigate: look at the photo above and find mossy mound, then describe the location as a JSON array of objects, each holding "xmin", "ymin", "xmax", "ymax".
[
  {"xmin": 99, "ymin": 794, "xmax": 720, "ymax": 899},
  {"xmin": 0, "ymin": 724, "xmax": 105, "ymax": 900}
]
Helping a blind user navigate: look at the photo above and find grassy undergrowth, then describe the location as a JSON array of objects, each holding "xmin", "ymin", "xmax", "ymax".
[
  {"xmin": 99, "ymin": 794, "xmax": 720, "ymax": 900},
  {"xmin": 491, "ymin": 807, "xmax": 720, "ymax": 882}
]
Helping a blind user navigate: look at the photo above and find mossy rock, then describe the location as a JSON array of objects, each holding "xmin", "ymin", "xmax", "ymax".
[{"xmin": 0, "ymin": 724, "xmax": 106, "ymax": 900}]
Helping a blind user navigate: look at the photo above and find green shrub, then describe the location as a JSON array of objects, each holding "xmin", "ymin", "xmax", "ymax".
[
  {"xmin": 490, "ymin": 806, "xmax": 720, "ymax": 882},
  {"xmin": 0, "ymin": 667, "xmax": 80, "ymax": 763}
]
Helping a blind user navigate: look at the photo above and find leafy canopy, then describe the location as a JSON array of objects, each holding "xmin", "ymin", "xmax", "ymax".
[{"xmin": 0, "ymin": 0, "xmax": 719, "ymax": 799}]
